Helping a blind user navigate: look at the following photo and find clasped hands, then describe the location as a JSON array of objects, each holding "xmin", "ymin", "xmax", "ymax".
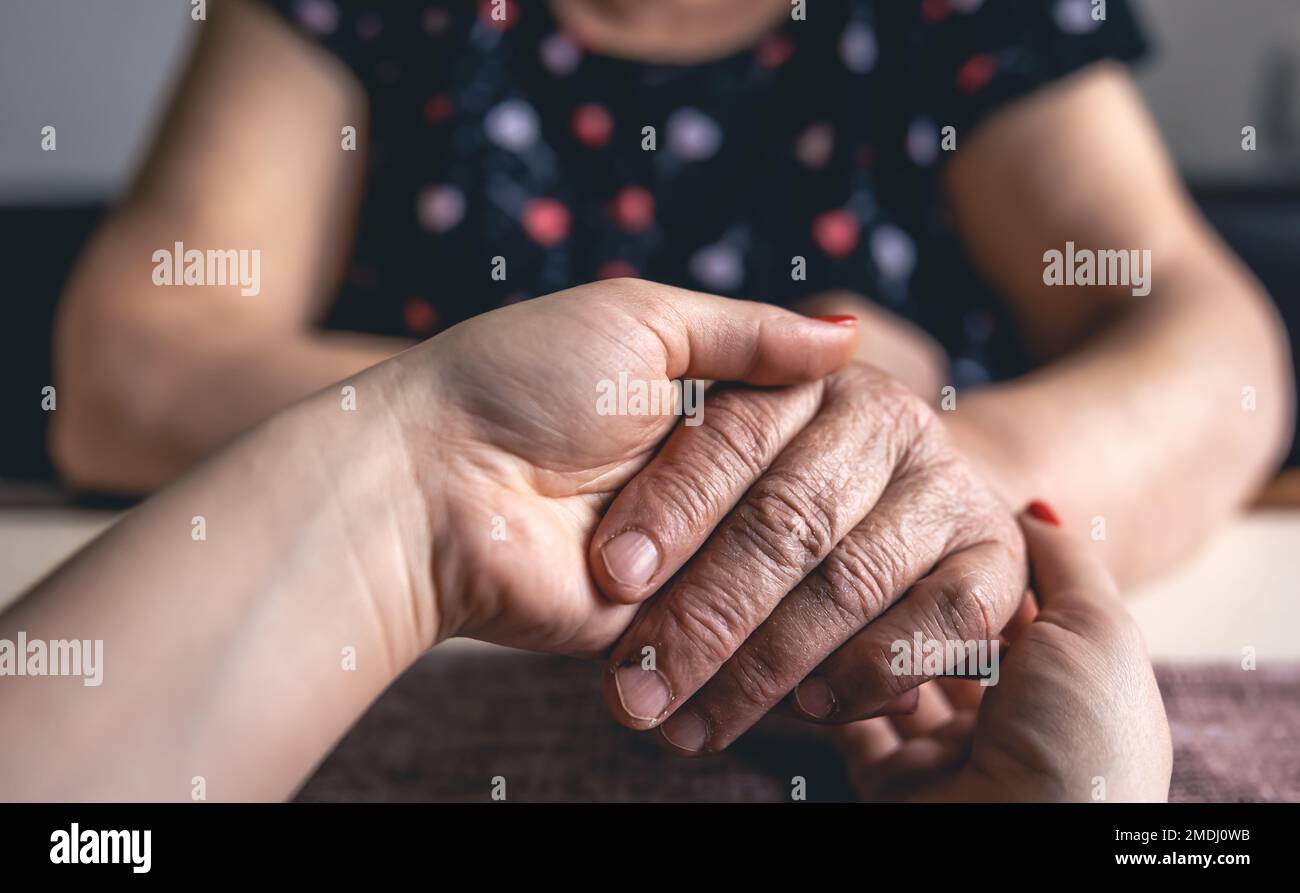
[{"xmin": 327, "ymin": 278, "xmax": 1169, "ymax": 801}]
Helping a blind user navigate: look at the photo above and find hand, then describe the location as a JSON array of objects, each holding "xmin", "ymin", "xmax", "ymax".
[
  {"xmin": 589, "ymin": 360, "xmax": 1025, "ymax": 753},
  {"xmin": 832, "ymin": 506, "xmax": 1172, "ymax": 802},
  {"xmin": 357, "ymin": 279, "xmax": 857, "ymax": 656},
  {"xmin": 793, "ymin": 291, "xmax": 948, "ymax": 400}
]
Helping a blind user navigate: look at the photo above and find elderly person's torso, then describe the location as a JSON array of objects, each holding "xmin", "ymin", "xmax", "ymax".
[{"xmin": 268, "ymin": 0, "xmax": 1144, "ymax": 386}]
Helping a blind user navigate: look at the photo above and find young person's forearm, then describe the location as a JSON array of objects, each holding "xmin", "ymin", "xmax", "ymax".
[
  {"xmin": 146, "ymin": 329, "xmax": 413, "ymax": 474},
  {"xmin": 3, "ymin": 393, "xmax": 435, "ymax": 801},
  {"xmin": 947, "ymin": 266, "xmax": 1293, "ymax": 585}
]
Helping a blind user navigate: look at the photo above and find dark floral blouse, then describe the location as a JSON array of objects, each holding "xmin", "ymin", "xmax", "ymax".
[{"xmin": 265, "ymin": 0, "xmax": 1146, "ymax": 385}]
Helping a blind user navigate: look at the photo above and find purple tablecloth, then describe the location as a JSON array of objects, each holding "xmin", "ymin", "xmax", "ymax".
[{"xmin": 296, "ymin": 650, "xmax": 1300, "ymax": 803}]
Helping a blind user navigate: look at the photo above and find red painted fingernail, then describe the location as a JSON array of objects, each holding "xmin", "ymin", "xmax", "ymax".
[
  {"xmin": 813, "ymin": 314, "xmax": 857, "ymax": 326},
  {"xmin": 1027, "ymin": 500, "xmax": 1062, "ymax": 527}
]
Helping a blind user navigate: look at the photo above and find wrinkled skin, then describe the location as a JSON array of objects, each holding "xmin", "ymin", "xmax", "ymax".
[{"xmin": 589, "ymin": 361, "xmax": 1027, "ymax": 753}]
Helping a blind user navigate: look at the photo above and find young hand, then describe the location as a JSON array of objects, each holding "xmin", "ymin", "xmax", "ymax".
[
  {"xmin": 832, "ymin": 505, "xmax": 1172, "ymax": 802},
  {"xmin": 357, "ymin": 278, "xmax": 858, "ymax": 657}
]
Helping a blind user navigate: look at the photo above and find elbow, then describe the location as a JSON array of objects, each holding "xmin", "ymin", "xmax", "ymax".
[
  {"xmin": 47, "ymin": 386, "xmax": 145, "ymax": 496},
  {"xmin": 1240, "ymin": 278, "xmax": 1296, "ymax": 479},
  {"xmin": 1177, "ymin": 237, "xmax": 1297, "ymax": 488},
  {"xmin": 48, "ymin": 285, "xmax": 182, "ymax": 495}
]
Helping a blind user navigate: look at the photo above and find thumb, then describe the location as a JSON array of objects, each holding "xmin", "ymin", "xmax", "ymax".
[
  {"xmin": 1015, "ymin": 502, "xmax": 1171, "ymax": 803},
  {"xmin": 634, "ymin": 286, "xmax": 859, "ymax": 385},
  {"xmin": 1017, "ymin": 501, "xmax": 1122, "ymax": 617}
]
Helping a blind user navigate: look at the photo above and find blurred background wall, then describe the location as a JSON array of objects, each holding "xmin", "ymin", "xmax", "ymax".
[{"xmin": 2, "ymin": 0, "xmax": 1299, "ymax": 203}]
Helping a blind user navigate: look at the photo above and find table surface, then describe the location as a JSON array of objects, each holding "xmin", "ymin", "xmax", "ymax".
[{"xmin": 1, "ymin": 506, "xmax": 1297, "ymax": 661}]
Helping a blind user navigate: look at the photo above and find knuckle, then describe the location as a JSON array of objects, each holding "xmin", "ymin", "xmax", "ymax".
[
  {"xmin": 693, "ymin": 394, "xmax": 782, "ymax": 480},
  {"xmin": 640, "ymin": 460, "xmax": 725, "ymax": 538},
  {"xmin": 633, "ymin": 392, "xmax": 807, "ymax": 541},
  {"xmin": 662, "ymin": 582, "xmax": 752, "ymax": 667},
  {"xmin": 834, "ymin": 364, "xmax": 936, "ymax": 466},
  {"xmin": 599, "ymin": 276, "xmax": 657, "ymax": 302},
  {"xmin": 738, "ymin": 473, "xmax": 836, "ymax": 574},
  {"xmin": 816, "ymin": 534, "xmax": 903, "ymax": 627},
  {"xmin": 725, "ymin": 648, "xmax": 790, "ymax": 710},
  {"xmin": 994, "ymin": 514, "xmax": 1028, "ymax": 560},
  {"xmin": 592, "ymin": 277, "xmax": 657, "ymax": 317},
  {"xmin": 928, "ymin": 569, "xmax": 999, "ymax": 644},
  {"xmin": 856, "ymin": 637, "xmax": 916, "ymax": 699},
  {"xmin": 804, "ymin": 574, "xmax": 870, "ymax": 633},
  {"xmin": 887, "ymin": 380, "xmax": 937, "ymax": 438}
]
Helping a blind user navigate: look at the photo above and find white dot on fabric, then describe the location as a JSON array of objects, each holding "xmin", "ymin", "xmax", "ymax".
[
  {"xmin": 667, "ymin": 108, "xmax": 723, "ymax": 161},
  {"xmin": 417, "ymin": 185, "xmax": 466, "ymax": 233},
  {"xmin": 870, "ymin": 224, "xmax": 917, "ymax": 280},
  {"xmin": 906, "ymin": 117, "xmax": 939, "ymax": 166},
  {"xmin": 689, "ymin": 243, "xmax": 743, "ymax": 292},
  {"xmin": 485, "ymin": 99, "xmax": 540, "ymax": 152},
  {"xmin": 840, "ymin": 22, "xmax": 878, "ymax": 74},
  {"xmin": 1054, "ymin": 0, "xmax": 1102, "ymax": 34},
  {"xmin": 295, "ymin": 0, "xmax": 339, "ymax": 35},
  {"xmin": 540, "ymin": 32, "xmax": 582, "ymax": 77}
]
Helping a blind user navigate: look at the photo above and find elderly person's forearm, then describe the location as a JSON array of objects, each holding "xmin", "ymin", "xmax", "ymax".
[{"xmin": 945, "ymin": 252, "xmax": 1293, "ymax": 586}]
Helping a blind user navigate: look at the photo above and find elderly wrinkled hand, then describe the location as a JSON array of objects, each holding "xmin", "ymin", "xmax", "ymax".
[
  {"xmin": 590, "ymin": 360, "xmax": 1026, "ymax": 754},
  {"xmin": 833, "ymin": 507, "xmax": 1171, "ymax": 802}
]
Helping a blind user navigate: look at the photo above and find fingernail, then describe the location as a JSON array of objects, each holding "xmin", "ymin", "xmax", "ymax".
[
  {"xmin": 813, "ymin": 314, "xmax": 857, "ymax": 326},
  {"xmin": 661, "ymin": 710, "xmax": 709, "ymax": 752},
  {"xmin": 868, "ymin": 689, "xmax": 920, "ymax": 717},
  {"xmin": 794, "ymin": 676, "xmax": 837, "ymax": 719},
  {"xmin": 601, "ymin": 530, "xmax": 660, "ymax": 587},
  {"xmin": 614, "ymin": 664, "xmax": 671, "ymax": 721},
  {"xmin": 1026, "ymin": 500, "xmax": 1062, "ymax": 527}
]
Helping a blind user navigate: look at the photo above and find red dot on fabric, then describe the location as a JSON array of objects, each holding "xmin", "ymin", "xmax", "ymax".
[
  {"xmin": 423, "ymin": 8, "xmax": 450, "ymax": 35},
  {"xmin": 956, "ymin": 53, "xmax": 999, "ymax": 93},
  {"xmin": 423, "ymin": 93, "xmax": 454, "ymax": 126},
  {"xmin": 812, "ymin": 209, "xmax": 860, "ymax": 258},
  {"xmin": 571, "ymin": 103, "xmax": 613, "ymax": 148},
  {"xmin": 756, "ymin": 33, "xmax": 794, "ymax": 68},
  {"xmin": 855, "ymin": 144, "xmax": 876, "ymax": 168},
  {"xmin": 521, "ymin": 198, "xmax": 571, "ymax": 247},
  {"xmin": 922, "ymin": 0, "xmax": 952, "ymax": 22},
  {"xmin": 611, "ymin": 186, "xmax": 655, "ymax": 233},
  {"xmin": 597, "ymin": 260, "xmax": 639, "ymax": 280},
  {"xmin": 404, "ymin": 297, "xmax": 440, "ymax": 334},
  {"xmin": 477, "ymin": 0, "xmax": 518, "ymax": 30}
]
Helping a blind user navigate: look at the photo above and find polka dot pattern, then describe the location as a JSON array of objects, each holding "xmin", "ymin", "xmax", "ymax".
[{"xmin": 265, "ymin": 0, "xmax": 1147, "ymax": 385}]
